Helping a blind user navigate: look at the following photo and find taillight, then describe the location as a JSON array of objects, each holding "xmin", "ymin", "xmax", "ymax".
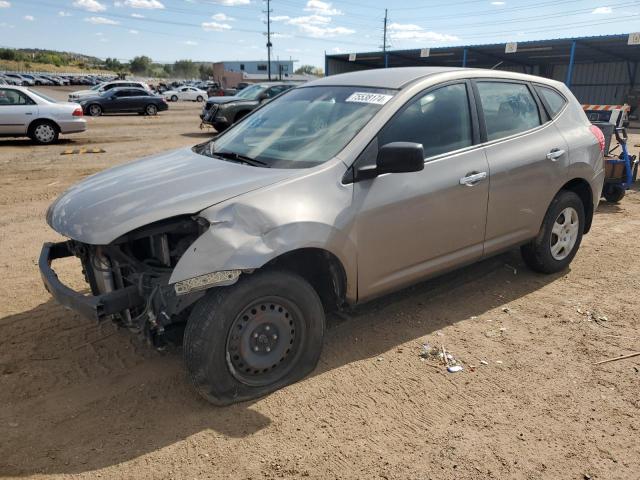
[
  {"xmin": 72, "ymin": 107, "xmax": 83, "ymax": 117},
  {"xmin": 589, "ymin": 124, "xmax": 605, "ymax": 152}
]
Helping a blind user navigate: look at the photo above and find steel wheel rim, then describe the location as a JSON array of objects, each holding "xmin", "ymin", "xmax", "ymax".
[
  {"xmin": 550, "ymin": 207, "xmax": 579, "ymax": 260},
  {"xmin": 34, "ymin": 124, "xmax": 55, "ymax": 143},
  {"xmin": 226, "ymin": 296, "xmax": 305, "ymax": 386},
  {"xmin": 89, "ymin": 105, "xmax": 101, "ymax": 116}
]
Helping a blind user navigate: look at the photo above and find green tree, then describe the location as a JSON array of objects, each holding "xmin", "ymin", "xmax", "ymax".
[
  {"xmin": 173, "ymin": 59, "xmax": 198, "ymax": 79},
  {"xmin": 129, "ymin": 55, "xmax": 152, "ymax": 75},
  {"xmin": 294, "ymin": 64, "xmax": 323, "ymax": 76},
  {"xmin": 199, "ymin": 63, "xmax": 214, "ymax": 80},
  {"xmin": 105, "ymin": 57, "xmax": 123, "ymax": 71}
]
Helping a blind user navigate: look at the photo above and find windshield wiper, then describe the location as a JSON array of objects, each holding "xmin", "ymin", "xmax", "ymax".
[{"xmin": 214, "ymin": 150, "xmax": 270, "ymax": 168}]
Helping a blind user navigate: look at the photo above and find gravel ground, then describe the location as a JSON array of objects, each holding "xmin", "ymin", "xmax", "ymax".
[{"xmin": 0, "ymin": 86, "xmax": 639, "ymax": 480}]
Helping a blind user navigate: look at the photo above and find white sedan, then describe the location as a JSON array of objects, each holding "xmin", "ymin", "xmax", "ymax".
[
  {"xmin": 0, "ymin": 86, "xmax": 86, "ymax": 144},
  {"xmin": 164, "ymin": 86, "xmax": 208, "ymax": 102}
]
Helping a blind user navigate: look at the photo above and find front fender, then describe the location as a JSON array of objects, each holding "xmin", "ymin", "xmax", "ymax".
[{"xmin": 168, "ymin": 163, "xmax": 357, "ymax": 300}]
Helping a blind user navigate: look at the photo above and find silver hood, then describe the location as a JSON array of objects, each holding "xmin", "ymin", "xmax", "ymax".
[{"xmin": 46, "ymin": 147, "xmax": 297, "ymax": 244}]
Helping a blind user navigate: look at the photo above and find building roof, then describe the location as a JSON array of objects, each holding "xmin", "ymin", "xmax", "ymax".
[{"xmin": 326, "ymin": 34, "xmax": 640, "ymax": 72}]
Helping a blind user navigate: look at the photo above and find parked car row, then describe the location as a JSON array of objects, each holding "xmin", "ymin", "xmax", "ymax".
[{"xmin": 1, "ymin": 72, "xmax": 117, "ymax": 87}]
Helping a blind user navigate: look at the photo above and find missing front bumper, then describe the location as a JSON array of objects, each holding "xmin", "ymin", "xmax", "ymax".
[{"xmin": 39, "ymin": 241, "xmax": 143, "ymax": 322}]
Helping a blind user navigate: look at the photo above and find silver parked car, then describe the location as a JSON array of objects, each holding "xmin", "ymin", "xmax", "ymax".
[
  {"xmin": 0, "ymin": 86, "xmax": 86, "ymax": 144},
  {"xmin": 40, "ymin": 67, "xmax": 604, "ymax": 404}
]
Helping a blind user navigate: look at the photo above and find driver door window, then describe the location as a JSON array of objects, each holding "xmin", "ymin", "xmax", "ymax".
[{"xmin": 379, "ymin": 83, "xmax": 473, "ymax": 159}]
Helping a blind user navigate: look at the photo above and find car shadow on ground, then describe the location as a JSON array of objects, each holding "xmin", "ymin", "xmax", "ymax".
[
  {"xmin": 0, "ymin": 138, "xmax": 77, "ymax": 147},
  {"xmin": 0, "ymin": 249, "xmax": 562, "ymax": 476},
  {"xmin": 181, "ymin": 131, "xmax": 217, "ymax": 139}
]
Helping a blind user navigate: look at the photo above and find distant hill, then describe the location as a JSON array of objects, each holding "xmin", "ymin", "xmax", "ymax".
[{"xmin": 0, "ymin": 47, "xmax": 110, "ymax": 73}]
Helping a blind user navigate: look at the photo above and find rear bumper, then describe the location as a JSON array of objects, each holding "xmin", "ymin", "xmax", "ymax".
[
  {"xmin": 58, "ymin": 118, "xmax": 87, "ymax": 134},
  {"xmin": 39, "ymin": 241, "xmax": 143, "ymax": 322}
]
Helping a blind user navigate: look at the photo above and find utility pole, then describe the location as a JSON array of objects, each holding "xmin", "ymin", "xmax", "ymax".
[
  {"xmin": 383, "ymin": 9, "xmax": 388, "ymax": 54},
  {"xmin": 264, "ymin": 0, "xmax": 273, "ymax": 81}
]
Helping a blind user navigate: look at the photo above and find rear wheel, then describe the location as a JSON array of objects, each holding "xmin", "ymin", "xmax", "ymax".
[
  {"xmin": 145, "ymin": 104, "xmax": 158, "ymax": 116},
  {"xmin": 88, "ymin": 104, "xmax": 102, "ymax": 117},
  {"xmin": 196, "ymin": 95, "xmax": 204, "ymax": 102},
  {"xmin": 184, "ymin": 270, "xmax": 325, "ymax": 405},
  {"xmin": 521, "ymin": 190, "xmax": 585, "ymax": 274},
  {"xmin": 171, "ymin": 95, "xmax": 178, "ymax": 102},
  {"xmin": 29, "ymin": 121, "xmax": 59, "ymax": 145},
  {"xmin": 603, "ymin": 184, "xmax": 625, "ymax": 203}
]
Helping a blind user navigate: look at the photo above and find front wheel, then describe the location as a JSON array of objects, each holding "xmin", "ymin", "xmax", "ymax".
[
  {"xmin": 183, "ymin": 270, "xmax": 325, "ymax": 405},
  {"xmin": 171, "ymin": 95, "xmax": 178, "ymax": 102},
  {"xmin": 196, "ymin": 95, "xmax": 204, "ymax": 102},
  {"xmin": 521, "ymin": 190, "xmax": 585, "ymax": 274},
  {"xmin": 88, "ymin": 104, "xmax": 102, "ymax": 117}
]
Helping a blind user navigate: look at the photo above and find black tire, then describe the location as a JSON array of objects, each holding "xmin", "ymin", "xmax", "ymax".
[
  {"xmin": 196, "ymin": 95, "xmax": 204, "ymax": 102},
  {"xmin": 145, "ymin": 103, "xmax": 158, "ymax": 116},
  {"xmin": 212, "ymin": 122, "xmax": 228, "ymax": 132},
  {"xmin": 521, "ymin": 190, "xmax": 585, "ymax": 274},
  {"xmin": 28, "ymin": 120, "xmax": 59, "ymax": 145},
  {"xmin": 183, "ymin": 270, "xmax": 325, "ymax": 405},
  {"xmin": 88, "ymin": 104, "xmax": 102, "ymax": 117},
  {"xmin": 603, "ymin": 184, "xmax": 625, "ymax": 203},
  {"xmin": 171, "ymin": 95, "xmax": 178, "ymax": 102}
]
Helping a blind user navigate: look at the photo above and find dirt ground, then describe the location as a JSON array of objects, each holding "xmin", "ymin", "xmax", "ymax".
[{"xmin": 1, "ymin": 86, "xmax": 639, "ymax": 480}]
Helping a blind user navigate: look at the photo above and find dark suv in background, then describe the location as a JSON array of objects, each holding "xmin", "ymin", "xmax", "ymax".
[{"xmin": 200, "ymin": 82, "xmax": 296, "ymax": 131}]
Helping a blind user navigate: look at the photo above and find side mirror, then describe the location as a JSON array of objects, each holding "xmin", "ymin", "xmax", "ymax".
[
  {"xmin": 377, "ymin": 142, "xmax": 425, "ymax": 175},
  {"xmin": 258, "ymin": 92, "xmax": 269, "ymax": 101}
]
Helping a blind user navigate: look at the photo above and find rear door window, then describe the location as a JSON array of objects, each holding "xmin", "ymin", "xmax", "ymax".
[
  {"xmin": 476, "ymin": 81, "xmax": 541, "ymax": 141},
  {"xmin": 535, "ymin": 86, "xmax": 567, "ymax": 118},
  {"xmin": 379, "ymin": 83, "xmax": 473, "ymax": 159}
]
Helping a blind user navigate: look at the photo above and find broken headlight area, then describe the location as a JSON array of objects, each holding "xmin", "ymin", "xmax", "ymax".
[{"xmin": 72, "ymin": 216, "xmax": 209, "ymax": 344}]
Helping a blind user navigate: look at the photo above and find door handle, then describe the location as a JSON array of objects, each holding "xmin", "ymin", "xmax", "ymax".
[
  {"xmin": 546, "ymin": 148, "xmax": 565, "ymax": 161},
  {"xmin": 460, "ymin": 171, "xmax": 487, "ymax": 186},
  {"xmin": 25, "ymin": 112, "xmax": 33, "ymax": 115}
]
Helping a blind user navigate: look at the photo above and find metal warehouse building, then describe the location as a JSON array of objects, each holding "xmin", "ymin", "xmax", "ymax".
[{"xmin": 325, "ymin": 34, "xmax": 640, "ymax": 106}]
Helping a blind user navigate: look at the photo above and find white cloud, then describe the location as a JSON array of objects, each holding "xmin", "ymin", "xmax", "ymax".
[
  {"xmin": 304, "ymin": 0, "xmax": 342, "ymax": 16},
  {"xmin": 85, "ymin": 16, "xmax": 120, "ymax": 24},
  {"xmin": 211, "ymin": 12, "xmax": 235, "ymax": 21},
  {"xmin": 211, "ymin": 0, "xmax": 250, "ymax": 5},
  {"xmin": 491, "ymin": 1, "xmax": 505, "ymax": 5},
  {"xmin": 129, "ymin": 29, "xmax": 139, "ymax": 33},
  {"xmin": 0, "ymin": 21, "xmax": 15, "ymax": 27},
  {"xmin": 73, "ymin": 0, "xmax": 106, "ymax": 12},
  {"xmin": 123, "ymin": 0, "xmax": 164, "ymax": 9},
  {"xmin": 24, "ymin": 15, "xmax": 34, "ymax": 21},
  {"xmin": 271, "ymin": 15, "xmax": 290, "ymax": 21},
  {"xmin": 287, "ymin": 14, "xmax": 331, "ymax": 25},
  {"xmin": 592, "ymin": 6, "xmax": 612, "ymax": 14},
  {"xmin": 95, "ymin": 32, "xmax": 103, "ymax": 35},
  {"xmin": 58, "ymin": 10, "xmax": 72, "ymax": 16},
  {"xmin": 270, "ymin": 32, "xmax": 293, "ymax": 38},
  {"xmin": 388, "ymin": 22, "xmax": 459, "ymax": 42},
  {"xmin": 183, "ymin": 40, "xmax": 198, "ymax": 45},
  {"xmin": 131, "ymin": 12, "xmax": 144, "ymax": 17},
  {"xmin": 297, "ymin": 24, "xmax": 354, "ymax": 37},
  {"xmin": 201, "ymin": 20, "xmax": 232, "ymax": 31},
  {"xmin": 0, "ymin": 1, "xmax": 11, "ymax": 8}
]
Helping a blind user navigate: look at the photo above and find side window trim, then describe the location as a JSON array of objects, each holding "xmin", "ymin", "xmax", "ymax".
[
  {"xmin": 471, "ymin": 78, "xmax": 546, "ymax": 144},
  {"xmin": 377, "ymin": 79, "xmax": 480, "ymax": 162},
  {"xmin": 527, "ymin": 82, "xmax": 550, "ymax": 124},
  {"xmin": 533, "ymin": 83, "xmax": 568, "ymax": 119}
]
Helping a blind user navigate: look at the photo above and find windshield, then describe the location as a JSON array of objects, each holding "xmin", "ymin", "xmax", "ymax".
[
  {"xmin": 93, "ymin": 83, "xmax": 106, "ymax": 91},
  {"xmin": 27, "ymin": 89, "xmax": 58, "ymax": 103},
  {"xmin": 235, "ymin": 84, "xmax": 265, "ymax": 100},
  {"xmin": 197, "ymin": 86, "xmax": 395, "ymax": 168}
]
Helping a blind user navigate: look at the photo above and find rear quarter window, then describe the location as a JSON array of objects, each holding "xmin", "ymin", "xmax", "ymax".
[{"xmin": 536, "ymin": 86, "xmax": 567, "ymax": 118}]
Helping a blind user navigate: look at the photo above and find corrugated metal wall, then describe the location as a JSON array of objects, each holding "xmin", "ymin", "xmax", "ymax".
[
  {"xmin": 326, "ymin": 58, "xmax": 373, "ymax": 75},
  {"xmin": 552, "ymin": 62, "xmax": 638, "ymax": 104}
]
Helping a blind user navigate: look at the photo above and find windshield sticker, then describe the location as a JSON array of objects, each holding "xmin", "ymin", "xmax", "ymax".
[{"xmin": 345, "ymin": 92, "xmax": 393, "ymax": 105}]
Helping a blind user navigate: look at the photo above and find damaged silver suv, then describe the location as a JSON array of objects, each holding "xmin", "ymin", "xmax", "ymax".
[{"xmin": 40, "ymin": 67, "xmax": 604, "ymax": 405}]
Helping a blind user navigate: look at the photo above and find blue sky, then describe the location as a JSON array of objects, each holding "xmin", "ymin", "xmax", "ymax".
[{"xmin": 1, "ymin": 0, "xmax": 640, "ymax": 68}]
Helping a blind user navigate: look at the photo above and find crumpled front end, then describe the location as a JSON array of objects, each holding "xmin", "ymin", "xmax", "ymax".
[{"xmin": 39, "ymin": 215, "xmax": 226, "ymax": 344}]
